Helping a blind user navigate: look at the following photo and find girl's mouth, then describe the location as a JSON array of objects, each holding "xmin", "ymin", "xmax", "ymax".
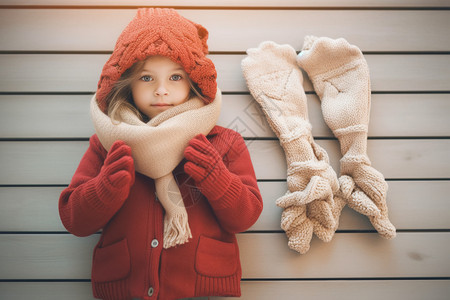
[{"xmin": 152, "ymin": 103, "xmax": 173, "ymax": 107}]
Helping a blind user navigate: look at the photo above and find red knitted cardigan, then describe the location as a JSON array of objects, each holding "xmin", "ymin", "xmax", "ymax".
[{"xmin": 59, "ymin": 125, "xmax": 263, "ymax": 300}]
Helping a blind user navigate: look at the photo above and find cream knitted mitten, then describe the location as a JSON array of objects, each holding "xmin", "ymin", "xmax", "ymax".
[
  {"xmin": 297, "ymin": 36, "xmax": 396, "ymax": 239},
  {"xmin": 242, "ymin": 42, "xmax": 340, "ymax": 253}
]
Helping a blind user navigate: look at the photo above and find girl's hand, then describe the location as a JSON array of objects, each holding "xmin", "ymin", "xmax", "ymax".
[
  {"xmin": 184, "ymin": 134, "xmax": 226, "ymax": 184},
  {"xmin": 100, "ymin": 140, "xmax": 135, "ymax": 188}
]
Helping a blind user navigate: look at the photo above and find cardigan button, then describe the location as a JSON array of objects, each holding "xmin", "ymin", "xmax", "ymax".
[
  {"xmin": 148, "ymin": 287, "xmax": 154, "ymax": 297},
  {"xmin": 151, "ymin": 239, "xmax": 159, "ymax": 248}
]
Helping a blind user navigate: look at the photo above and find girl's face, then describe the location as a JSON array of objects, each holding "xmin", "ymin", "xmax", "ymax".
[{"xmin": 131, "ymin": 56, "xmax": 191, "ymax": 119}]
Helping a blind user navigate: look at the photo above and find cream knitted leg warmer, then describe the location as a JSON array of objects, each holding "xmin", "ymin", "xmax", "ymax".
[
  {"xmin": 297, "ymin": 36, "xmax": 396, "ymax": 239},
  {"xmin": 242, "ymin": 42, "xmax": 340, "ymax": 253}
]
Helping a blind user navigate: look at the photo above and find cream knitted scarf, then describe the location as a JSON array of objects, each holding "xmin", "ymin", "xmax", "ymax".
[{"xmin": 90, "ymin": 90, "xmax": 222, "ymax": 248}]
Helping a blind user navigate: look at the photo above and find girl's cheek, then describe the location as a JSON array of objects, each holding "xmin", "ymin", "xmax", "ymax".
[{"xmin": 133, "ymin": 84, "xmax": 152, "ymax": 98}]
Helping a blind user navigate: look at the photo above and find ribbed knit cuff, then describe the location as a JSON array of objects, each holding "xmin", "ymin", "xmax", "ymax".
[
  {"xmin": 92, "ymin": 278, "xmax": 130, "ymax": 300},
  {"xmin": 195, "ymin": 273, "xmax": 241, "ymax": 297},
  {"xmin": 81, "ymin": 176, "xmax": 129, "ymax": 214},
  {"xmin": 198, "ymin": 167, "xmax": 243, "ymax": 209}
]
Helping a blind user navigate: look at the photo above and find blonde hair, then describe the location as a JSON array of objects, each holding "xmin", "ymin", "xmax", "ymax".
[{"xmin": 105, "ymin": 58, "xmax": 207, "ymax": 123}]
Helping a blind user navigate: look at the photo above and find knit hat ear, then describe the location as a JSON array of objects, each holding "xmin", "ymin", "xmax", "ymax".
[
  {"xmin": 189, "ymin": 56, "xmax": 217, "ymax": 101},
  {"xmin": 96, "ymin": 8, "xmax": 217, "ymax": 113},
  {"xmin": 190, "ymin": 21, "xmax": 209, "ymax": 55}
]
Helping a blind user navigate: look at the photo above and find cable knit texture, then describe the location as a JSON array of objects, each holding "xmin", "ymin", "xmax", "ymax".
[
  {"xmin": 96, "ymin": 8, "xmax": 217, "ymax": 112},
  {"xmin": 91, "ymin": 91, "xmax": 222, "ymax": 248},
  {"xmin": 297, "ymin": 36, "xmax": 396, "ymax": 239},
  {"xmin": 241, "ymin": 41, "xmax": 343, "ymax": 254}
]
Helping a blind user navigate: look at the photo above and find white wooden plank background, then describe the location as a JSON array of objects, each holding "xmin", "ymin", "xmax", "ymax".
[
  {"xmin": 1, "ymin": 181, "xmax": 449, "ymax": 232},
  {"xmin": 1, "ymin": 9, "xmax": 450, "ymax": 52},
  {"xmin": 1, "ymin": 55, "xmax": 449, "ymax": 93},
  {"xmin": 1, "ymin": 0, "xmax": 449, "ymax": 8},
  {"xmin": 0, "ymin": 1, "xmax": 449, "ymax": 300},
  {"xmin": 1, "ymin": 280, "xmax": 449, "ymax": 300},
  {"xmin": 1, "ymin": 139, "xmax": 449, "ymax": 183},
  {"xmin": 1, "ymin": 94, "xmax": 450, "ymax": 138},
  {"xmin": 1, "ymin": 233, "xmax": 449, "ymax": 279}
]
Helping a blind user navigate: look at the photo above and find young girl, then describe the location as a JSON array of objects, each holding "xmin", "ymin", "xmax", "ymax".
[{"xmin": 59, "ymin": 8, "xmax": 263, "ymax": 300}]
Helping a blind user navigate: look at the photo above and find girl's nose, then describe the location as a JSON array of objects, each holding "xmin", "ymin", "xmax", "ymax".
[{"xmin": 154, "ymin": 84, "xmax": 169, "ymax": 96}]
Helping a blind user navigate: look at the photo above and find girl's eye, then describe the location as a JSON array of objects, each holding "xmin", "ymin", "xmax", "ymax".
[
  {"xmin": 170, "ymin": 74, "xmax": 182, "ymax": 81},
  {"xmin": 140, "ymin": 75, "xmax": 153, "ymax": 82}
]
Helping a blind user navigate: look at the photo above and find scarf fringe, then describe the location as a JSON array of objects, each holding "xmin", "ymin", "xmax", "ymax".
[{"xmin": 163, "ymin": 211, "xmax": 193, "ymax": 248}]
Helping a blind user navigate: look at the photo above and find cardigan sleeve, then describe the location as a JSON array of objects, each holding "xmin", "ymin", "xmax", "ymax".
[
  {"xmin": 202, "ymin": 131, "xmax": 263, "ymax": 233},
  {"xmin": 58, "ymin": 135, "xmax": 130, "ymax": 237}
]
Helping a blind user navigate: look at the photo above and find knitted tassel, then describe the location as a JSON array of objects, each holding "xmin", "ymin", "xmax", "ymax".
[{"xmin": 155, "ymin": 174, "xmax": 193, "ymax": 248}]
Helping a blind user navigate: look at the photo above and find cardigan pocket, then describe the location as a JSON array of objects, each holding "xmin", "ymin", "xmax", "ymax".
[
  {"xmin": 92, "ymin": 238, "xmax": 131, "ymax": 282},
  {"xmin": 195, "ymin": 235, "xmax": 238, "ymax": 277}
]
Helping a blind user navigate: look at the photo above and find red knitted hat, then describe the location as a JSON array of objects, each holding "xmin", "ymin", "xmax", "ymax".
[{"xmin": 96, "ymin": 8, "xmax": 217, "ymax": 112}]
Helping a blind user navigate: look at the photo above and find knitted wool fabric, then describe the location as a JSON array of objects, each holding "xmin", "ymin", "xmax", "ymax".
[
  {"xmin": 90, "ymin": 91, "xmax": 222, "ymax": 248},
  {"xmin": 96, "ymin": 8, "xmax": 217, "ymax": 112},
  {"xmin": 242, "ymin": 42, "xmax": 341, "ymax": 254},
  {"xmin": 297, "ymin": 36, "xmax": 396, "ymax": 239}
]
